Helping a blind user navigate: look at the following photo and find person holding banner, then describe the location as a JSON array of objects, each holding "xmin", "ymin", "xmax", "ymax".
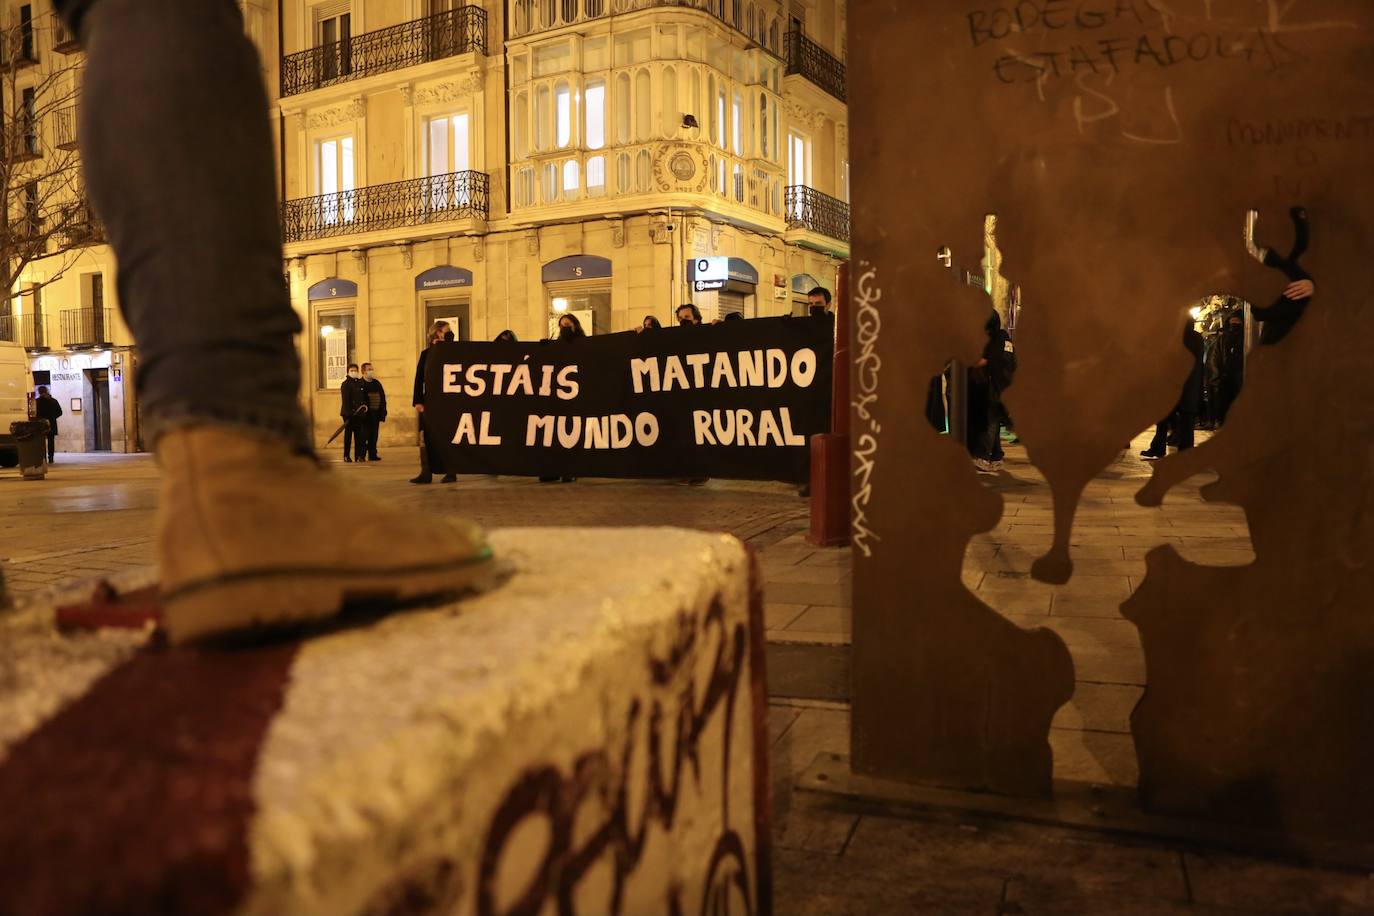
[
  {"xmin": 539, "ymin": 315, "xmax": 584, "ymax": 482},
  {"xmin": 412, "ymin": 322, "xmax": 457, "ymax": 485},
  {"xmin": 675, "ymin": 304, "xmax": 704, "ymax": 326}
]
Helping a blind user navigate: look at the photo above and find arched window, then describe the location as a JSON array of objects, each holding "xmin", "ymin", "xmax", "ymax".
[
  {"xmin": 690, "ymin": 69, "xmax": 701, "ymax": 133},
  {"xmin": 563, "ymin": 159, "xmax": 580, "ymax": 195},
  {"xmin": 587, "ymin": 155, "xmax": 606, "ymax": 196},
  {"xmin": 554, "ymin": 80, "xmax": 572, "ymax": 148},
  {"xmin": 562, "ymin": 0, "xmax": 577, "ymax": 24},
  {"xmin": 540, "ymin": 0, "xmax": 556, "ymax": 29},
  {"xmin": 515, "ymin": 0, "xmax": 533, "ymax": 34},
  {"xmin": 759, "ymin": 93, "xmax": 768, "ymax": 159},
  {"xmin": 534, "ymin": 85, "xmax": 551, "ymax": 151},
  {"xmin": 514, "ymin": 92, "xmax": 529, "ymax": 159},
  {"xmin": 616, "ymin": 151, "xmax": 632, "ymax": 194},
  {"xmin": 584, "ymin": 0, "xmax": 604, "ymax": 16},
  {"xmin": 615, "ymin": 72, "xmax": 631, "ymax": 144},
  {"xmin": 635, "ymin": 149, "xmax": 652, "ymax": 192},
  {"xmin": 634, "ymin": 69, "xmax": 651, "ymax": 141},
  {"xmin": 542, "ymin": 162, "xmax": 558, "ymax": 202},
  {"xmin": 708, "ymin": 154, "xmax": 718, "ymax": 192},
  {"xmin": 732, "ymin": 0, "xmax": 741, "ymax": 27},
  {"xmin": 732, "ymin": 162, "xmax": 743, "ymax": 202},
  {"xmin": 707, "ymin": 74, "xmax": 718, "ymax": 145},
  {"xmin": 661, "ymin": 67, "xmax": 677, "ymax": 137}
]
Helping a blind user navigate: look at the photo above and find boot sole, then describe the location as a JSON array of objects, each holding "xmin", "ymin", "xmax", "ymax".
[{"xmin": 162, "ymin": 555, "xmax": 498, "ymax": 646}]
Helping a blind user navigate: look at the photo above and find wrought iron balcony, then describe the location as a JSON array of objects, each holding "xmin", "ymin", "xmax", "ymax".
[
  {"xmin": 786, "ymin": 27, "xmax": 846, "ymax": 103},
  {"xmin": 514, "ymin": 0, "xmax": 787, "ymax": 54},
  {"xmin": 6, "ymin": 120, "xmax": 41, "ymax": 162},
  {"xmin": 280, "ymin": 5, "xmax": 486, "ymax": 97},
  {"xmin": 55, "ymin": 107, "xmax": 78, "ymax": 150},
  {"xmin": 2, "ymin": 312, "xmax": 49, "ymax": 350},
  {"xmin": 59, "ymin": 200, "xmax": 104, "ymax": 247},
  {"xmin": 785, "ymin": 186, "xmax": 850, "ymax": 242},
  {"xmin": 52, "ymin": 14, "xmax": 79, "ymax": 53},
  {"xmin": 281, "ymin": 170, "xmax": 489, "ymax": 243},
  {"xmin": 61, "ymin": 307, "xmax": 114, "ymax": 348}
]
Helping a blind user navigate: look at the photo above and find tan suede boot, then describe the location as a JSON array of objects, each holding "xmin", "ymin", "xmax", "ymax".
[{"xmin": 156, "ymin": 426, "xmax": 494, "ymax": 645}]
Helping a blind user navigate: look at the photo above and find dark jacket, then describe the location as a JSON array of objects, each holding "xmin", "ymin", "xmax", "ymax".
[
  {"xmin": 413, "ymin": 349, "xmax": 431, "ymax": 408},
  {"xmin": 340, "ymin": 376, "xmax": 369, "ymax": 419},
  {"xmin": 35, "ymin": 394, "xmax": 62, "ymax": 434},
  {"xmin": 974, "ymin": 311, "xmax": 1016, "ymax": 395},
  {"xmin": 1178, "ymin": 326, "xmax": 1205, "ymax": 415},
  {"xmin": 362, "ymin": 378, "xmax": 387, "ymax": 421}
]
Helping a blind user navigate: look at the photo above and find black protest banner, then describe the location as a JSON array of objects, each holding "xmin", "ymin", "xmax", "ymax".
[{"xmin": 424, "ymin": 315, "xmax": 833, "ymax": 481}]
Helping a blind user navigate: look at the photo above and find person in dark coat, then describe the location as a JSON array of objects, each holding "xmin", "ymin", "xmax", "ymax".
[
  {"xmin": 1143, "ymin": 321, "xmax": 1206, "ymax": 458},
  {"xmin": 339, "ymin": 364, "xmax": 369, "ymax": 462},
  {"xmin": 360, "ymin": 362, "xmax": 387, "ymax": 461},
  {"xmin": 494, "ymin": 329, "xmax": 518, "ymax": 343},
  {"xmin": 540, "ymin": 314, "xmax": 584, "ymax": 482},
  {"xmin": 1216, "ymin": 312, "xmax": 1246, "ymax": 424},
  {"xmin": 34, "ymin": 386, "xmax": 62, "ymax": 462},
  {"xmin": 969, "ymin": 310, "xmax": 1015, "ymax": 473},
  {"xmin": 412, "ymin": 321, "xmax": 456, "ymax": 485}
]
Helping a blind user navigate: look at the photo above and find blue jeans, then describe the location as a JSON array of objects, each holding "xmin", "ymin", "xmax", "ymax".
[{"xmin": 58, "ymin": 0, "xmax": 310, "ymax": 452}]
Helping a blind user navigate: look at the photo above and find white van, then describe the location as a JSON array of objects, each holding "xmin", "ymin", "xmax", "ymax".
[{"xmin": 0, "ymin": 339, "xmax": 32, "ymax": 468}]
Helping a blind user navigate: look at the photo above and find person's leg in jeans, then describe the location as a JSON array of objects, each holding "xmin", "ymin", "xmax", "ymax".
[{"xmin": 61, "ymin": 0, "xmax": 492, "ymax": 643}]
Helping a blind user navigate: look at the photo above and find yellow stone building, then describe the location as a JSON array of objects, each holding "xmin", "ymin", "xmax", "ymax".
[
  {"xmin": 2, "ymin": 2, "xmax": 135, "ymax": 453},
  {"xmin": 7, "ymin": 0, "xmax": 849, "ymax": 454},
  {"xmin": 275, "ymin": 0, "xmax": 850, "ymax": 449}
]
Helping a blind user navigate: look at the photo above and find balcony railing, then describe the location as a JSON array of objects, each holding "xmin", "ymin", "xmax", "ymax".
[
  {"xmin": 513, "ymin": 0, "xmax": 785, "ymax": 54},
  {"xmin": 1, "ymin": 312, "xmax": 48, "ymax": 349},
  {"xmin": 784, "ymin": 186, "xmax": 850, "ymax": 242},
  {"xmin": 5, "ymin": 120, "xmax": 41, "ymax": 161},
  {"xmin": 51, "ymin": 15, "xmax": 79, "ymax": 53},
  {"xmin": 59, "ymin": 199, "xmax": 104, "ymax": 247},
  {"xmin": 786, "ymin": 28, "xmax": 846, "ymax": 102},
  {"xmin": 55, "ymin": 107, "xmax": 77, "ymax": 150},
  {"xmin": 280, "ymin": 5, "xmax": 486, "ymax": 97},
  {"xmin": 61, "ymin": 308, "xmax": 114, "ymax": 348},
  {"xmin": 281, "ymin": 170, "xmax": 489, "ymax": 243}
]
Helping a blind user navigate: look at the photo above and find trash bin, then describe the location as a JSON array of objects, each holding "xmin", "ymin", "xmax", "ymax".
[{"xmin": 10, "ymin": 420, "xmax": 49, "ymax": 480}]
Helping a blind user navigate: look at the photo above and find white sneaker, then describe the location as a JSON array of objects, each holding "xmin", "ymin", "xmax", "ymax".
[
  {"xmin": 973, "ymin": 458, "xmax": 995, "ymax": 474},
  {"xmin": 988, "ymin": 460, "xmax": 1005, "ymax": 472}
]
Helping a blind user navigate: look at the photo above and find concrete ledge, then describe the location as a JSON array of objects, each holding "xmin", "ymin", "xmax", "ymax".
[{"xmin": 0, "ymin": 528, "xmax": 772, "ymax": 916}]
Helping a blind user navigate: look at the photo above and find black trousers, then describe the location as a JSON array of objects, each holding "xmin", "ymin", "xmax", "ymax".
[
  {"xmin": 342, "ymin": 419, "xmax": 365, "ymax": 460},
  {"xmin": 363, "ymin": 418, "xmax": 381, "ymax": 458},
  {"xmin": 1149, "ymin": 411, "xmax": 1196, "ymax": 454},
  {"xmin": 46, "ymin": 432, "xmax": 56, "ymax": 461}
]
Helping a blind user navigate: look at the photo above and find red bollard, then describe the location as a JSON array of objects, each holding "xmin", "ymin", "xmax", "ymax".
[{"xmin": 808, "ymin": 262, "xmax": 851, "ymax": 547}]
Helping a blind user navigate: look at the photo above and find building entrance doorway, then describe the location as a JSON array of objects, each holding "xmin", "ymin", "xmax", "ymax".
[
  {"xmin": 425, "ymin": 298, "xmax": 471, "ymax": 342},
  {"xmin": 86, "ymin": 368, "xmax": 111, "ymax": 451}
]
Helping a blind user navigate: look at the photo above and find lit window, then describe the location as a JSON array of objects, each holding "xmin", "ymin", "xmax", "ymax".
[
  {"xmin": 585, "ymin": 80, "xmax": 606, "ymax": 150},
  {"xmin": 587, "ymin": 155, "xmax": 606, "ymax": 195},
  {"xmin": 635, "ymin": 69, "xmax": 651, "ymax": 141},
  {"xmin": 563, "ymin": 159, "xmax": 580, "ymax": 192},
  {"xmin": 731, "ymin": 92, "xmax": 742, "ymax": 156},
  {"xmin": 535, "ymin": 85, "xmax": 551, "ymax": 150},
  {"xmin": 555, "ymin": 82, "xmax": 572, "ymax": 148},
  {"xmin": 317, "ymin": 136, "xmax": 355, "ymax": 224}
]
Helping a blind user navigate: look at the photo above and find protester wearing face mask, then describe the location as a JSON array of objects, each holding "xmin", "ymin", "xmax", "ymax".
[
  {"xmin": 554, "ymin": 313, "xmax": 586, "ymax": 340},
  {"xmin": 495, "ymin": 329, "xmax": 519, "ymax": 343},
  {"xmin": 359, "ymin": 362, "xmax": 387, "ymax": 461},
  {"xmin": 638, "ymin": 315, "xmax": 662, "ymax": 333},
  {"xmin": 340, "ymin": 363, "xmax": 369, "ymax": 463},
  {"xmin": 675, "ymin": 303, "xmax": 703, "ymax": 327},
  {"xmin": 807, "ymin": 286, "xmax": 832, "ymax": 317},
  {"xmin": 411, "ymin": 321, "xmax": 457, "ymax": 485}
]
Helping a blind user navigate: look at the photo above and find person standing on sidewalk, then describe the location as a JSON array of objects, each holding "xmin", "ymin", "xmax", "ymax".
[
  {"xmin": 52, "ymin": 0, "xmax": 491, "ymax": 644},
  {"xmin": 970, "ymin": 310, "xmax": 1015, "ymax": 474},
  {"xmin": 360, "ymin": 362, "xmax": 387, "ymax": 461},
  {"xmin": 539, "ymin": 314, "xmax": 584, "ymax": 483},
  {"xmin": 1143, "ymin": 320, "xmax": 1206, "ymax": 459},
  {"xmin": 412, "ymin": 322, "xmax": 457, "ymax": 485},
  {"xmin": 34, "ymin": 386, "xmax": 62, "ymax": 463},
  {"xmin": 339, "ymin": 364, "xmax": 369, "ymax": 462}
]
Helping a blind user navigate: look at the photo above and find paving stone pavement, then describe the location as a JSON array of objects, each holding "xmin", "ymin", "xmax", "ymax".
[{"xmin": 5, "ymin": 443, "xmax": 1365, "ymax": 913}]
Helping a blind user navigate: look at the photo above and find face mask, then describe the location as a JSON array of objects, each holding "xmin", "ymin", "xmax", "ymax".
[
  {"xmin": 363, "ymin": 370, "xmax": 374, "ymax": 380},
  {"xmin": 679, "ymin": 317, "xmax": 694, "ymax": 326},
  {"xmin": 347, "ymin": 371, "xmax": 360, "ymax": 379},
  {"xmin": 810, "ymin": 305, "xmax": 827, "ymax": 317},
  {"xmin": 559, "ymin": 326, "xmax": 577, "ymax": 339}
]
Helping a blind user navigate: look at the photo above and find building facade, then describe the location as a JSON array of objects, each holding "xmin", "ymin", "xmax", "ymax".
[
  {"xmin": 276, "ymin": 0, "xmax": 849, "ymax": 448},
  {"xmin": 0, "ymin": 1, "xmax": 136, "ymax": 454}
]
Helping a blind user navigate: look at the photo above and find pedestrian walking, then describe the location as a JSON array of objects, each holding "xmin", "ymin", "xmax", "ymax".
[
  {"xmin": 970, "ymin": 310, "xmax": 1016, "ymax": 473},
  {"xmin": 360, "ymin": 362, "xmax": 387, "ymax": 461},
  {"xmin": 34, "ymin": 386, "xmax": 62, "ymax": 462},
  {"xmin": 1143, "ymin": 321, "xmax": 1206, "ymax": 459},
  {"xmin": 412, "ymin": 321, "xmax": 457, "ymax": 484},
  {"xmin": 339, "ymin": 364, "xmax": 369, "ymax": 462},
  {"xmin": 52, "ymin": 0, "xmax": 491, "ymax": 644}
]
